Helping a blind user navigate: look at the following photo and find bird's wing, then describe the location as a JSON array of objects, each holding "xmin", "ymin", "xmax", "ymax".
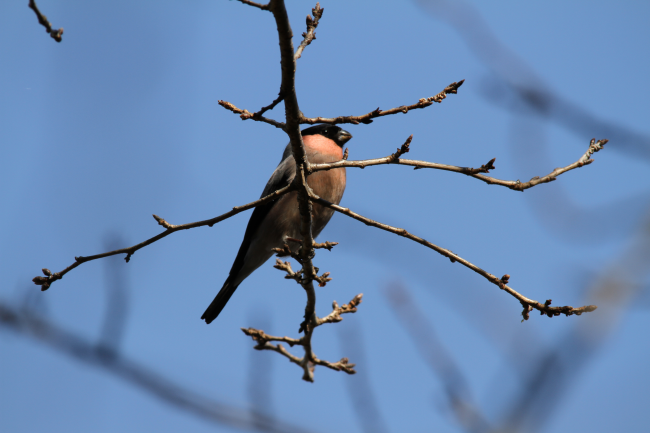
[{"xmin": 226, "ymin": 155, "xmax": 296, "ymax": 281}]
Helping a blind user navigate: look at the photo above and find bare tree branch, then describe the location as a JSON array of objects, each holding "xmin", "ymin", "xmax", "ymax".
[
  {"xmin": 309, "ymin": 193, "xmax": 597, "ymax": 320},
  {"xmin": 312, "ymin": 137, "xmax": 608, "ymax": 192},
  {"xmin": 32, "ymin": 184, "xmax": 293, "ymax": 291},
  {"xmin": 28, "ymin": 0, "xmax": 63, "ymax": 42},
  {"xmin": 294, "ymin": 3, "xmax": 324, "ymax": 60},
  {"xmin": 226, "ymin": 0, "xmax": 357, "ymax": 382},
  {"xmin": 237, "ymin": 0, "xmax": 270, "ymax": 11},
  {"xmin": 386, "ymin": 284, "xmax": 491, "ymax": 433},
  {"xmin": 238, "ymin": 3, "xmax": 324, "ymax": 121},
  {"xmin": 242, "ymin": 294, "xmax": 362, "ymax": 382},
  {"xmin": 300, "ymin": 80, "xmax": 464, "ymax": 125},
  {"xmin": 218, "ymin": 100, "xmax": 286, "ymax": 129},
  {"xmin": 220, "ymin": 80, "xmax": 464, "ymax": 128}
]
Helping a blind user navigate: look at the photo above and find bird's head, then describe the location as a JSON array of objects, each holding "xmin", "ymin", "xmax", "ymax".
[{"xmin": 301, "ymin": 124, "xmax": 352, "ymax": 148}]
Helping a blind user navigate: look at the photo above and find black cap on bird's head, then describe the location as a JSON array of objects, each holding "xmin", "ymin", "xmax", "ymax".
[{"xmin": 301, "ymin": 124, "xmax": 352, "ymax": 147}]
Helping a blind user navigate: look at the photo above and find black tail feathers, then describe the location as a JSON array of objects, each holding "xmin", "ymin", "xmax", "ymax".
[{"xmin": 201, "ymin": 279, "xmax": 239, "ymax": 324}]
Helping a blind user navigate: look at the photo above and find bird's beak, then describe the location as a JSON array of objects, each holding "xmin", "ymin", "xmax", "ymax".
[{"xmin": 337, "ymin": 129, "xmax": 352, "ymax": 145}]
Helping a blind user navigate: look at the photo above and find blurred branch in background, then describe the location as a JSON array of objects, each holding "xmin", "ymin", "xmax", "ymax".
[
  {"xmin": 0, "ymin": 300, "xmax": 314, "ymax": 433},
  {"xmin": 498, "ymin": 211, "xmax": 650, "ymax": 433},
  {"xmin": 385, "ymin": 209, "xmax": 650, "ymax": 433},
  {"xmin": 2, "ymin": 235, "xmax": 315, "ymax": 433},
  {"xmin": 385, "ymin": 283, "xmax": 491, "ymax": 433},
  {"xmin": 416, "ymin": 0, "xmax": 650, "ymax": 161},
  {"xmin": 416, "ymin": 0, "xmax": 650, "ymax": 243},
  {"xmin": 97, "ymin": 235, "xmax": 130, "ymax": 357},
  {"xmin": 247, "ymin": 310, "xmax": 276, "ymax": 431},
  {"xmin": 337, "ymin": 323, "xmax": 390, "ymax": 433},
  {"xmin": 508, "ymin": 117, "xmax": 650, "ymax": 244}
]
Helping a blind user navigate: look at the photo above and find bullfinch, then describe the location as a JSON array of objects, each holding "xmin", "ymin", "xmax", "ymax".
[{"xmin": 201, "ymin": 124, "xmax": 353, "ymax": 324}]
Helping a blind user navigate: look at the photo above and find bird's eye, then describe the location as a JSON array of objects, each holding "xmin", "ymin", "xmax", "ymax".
[{"xmin": 323, "ymin": 129, "xmax": 328, "ymax": 134}]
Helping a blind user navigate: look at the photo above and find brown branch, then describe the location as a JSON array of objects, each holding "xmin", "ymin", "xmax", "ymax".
[
  {"xmin": 241, "ymin": 293, "xmax": 362, "ymax": 382},
  {"xmin": 217, "ymin": 100, "xmax": 286, "ymax": 129},
  {"xmin": 253, "ymin": 92, "xmax": 285, "ymax": 119},
  {"xmin": 204, "ymin": 1, "xmax": 350, "ymax": 382},
  {"xmin": 273, "ymin": 259, "xmax": 303, "ymax": 284},
  {"xmin": 294, "ymin": 3, "xmax": 324, "ymax": 60},
  {"xmin": 32, "ymin": 184, "xmax": 293, "ymax": 291},
  {"xmin": 28, "ymin": 0, "xmax": 63, "ymax": 42},
  {"xmin": 236, "ymin": 0, "xmax": 270, "ymax": 10},
  {"xmin": 241, "ymin": 327, "xmax": 302, "ymax": 347},
  {"xmin": 314, "ymin": 240, "xmax": 338, "ymax": 251},
  {"xmin": 247, "ymin": 3, "xmax": 324, "ymax": 121},
  {"xmin": 265, "ymin": 0, "xmax": 323, "ymax": 332},
  {"xmin": 300, "ymin": 80, "xmax": 464, "ymax": 125},
  {"xmin": 315, "ymin": 294, "xmax": 363, "ymax": 326},
  {"xmin": 309, "ymin": 193, "xmax": 597, "ymax": 320},
  {"xmin": 311, "ymin": 137, "xmax": 607, "ymax": 192}
]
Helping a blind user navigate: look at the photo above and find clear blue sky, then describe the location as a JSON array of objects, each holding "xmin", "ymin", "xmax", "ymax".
[{"xmin": 1, "ymin": 1, "xmax": 649, "ymax": 432}]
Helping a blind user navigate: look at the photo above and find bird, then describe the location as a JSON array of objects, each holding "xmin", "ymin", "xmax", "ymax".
[{"xmin": 201, "ymin": 124, "xmax": 353, "ymax": 324}]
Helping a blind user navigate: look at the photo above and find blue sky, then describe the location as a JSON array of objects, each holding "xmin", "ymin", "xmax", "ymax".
[{"xmin": 1, "ymin": 1, "xmax": 649, "ymax": 432}]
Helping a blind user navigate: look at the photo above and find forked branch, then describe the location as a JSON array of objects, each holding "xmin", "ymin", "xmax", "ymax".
[
  {"xmin": 242, "ymin": 293, "xmax": 362, "ymax": 382},
  {"xmin": 219, "ymin": 80, "xmax": 465, "ymax": 129}
]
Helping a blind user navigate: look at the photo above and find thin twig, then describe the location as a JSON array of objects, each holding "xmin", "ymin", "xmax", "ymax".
[
  {"xmin": 236, "ymin": 0, "xmax": 270, "ymax": 10},
  {"xmin": 28, "ymin": 0, "xmax": 63, "ymax": 42},
  {"xmin": 300, "ymin": 80, "xmax": 464, "ymax": 125},
  {"xmin": 294, "ymin": 3, "xmax": 324, "ymax": 60},
  {"xmin": 32, "ymin": 184, "xmax": 293, "ymax": 291},
  {"xmin": 311, "ymin": 137, "xmax": 608, "ymax": 192},
  {"xmin": 309, "ymin": 193, "xmax": 597, "ymax": 320},
  {"xmin": 254, "ymin": 92, "xmax": 285, "ymax": 118},
  {"xmin": 217, "ymin": 100, "xmax": 286, "ymax": 129},
  {"xmin": 249, "ymin": 3, "xmax": 324, "ymax": 120},
  {"xmin": 315, "ymin": 294, "xmax": 363, "ymax": 326}
]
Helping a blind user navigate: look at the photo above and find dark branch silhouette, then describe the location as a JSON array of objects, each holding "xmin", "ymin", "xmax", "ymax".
[{"xmin": 28, "ymin": 0, "xmax": 63, "ymax": 42}]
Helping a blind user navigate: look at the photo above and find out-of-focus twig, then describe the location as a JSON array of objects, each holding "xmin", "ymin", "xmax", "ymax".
[
  {"xmin": 497, "ymin": 211, "xmax": 650, "ymax": 432},
  {"xmin": 0, "ymin": 301, "xmax": 316, "ymax": 433},
  {"xmin": 338, "ymin": 324, "xmax": 390, "ymax": 433},
  {"xmin": 416, "ymin": 0, "xmax": 650, "ymax": 161},
  {"xmin": 97, "ymin": 235, "xmax": 130, "ymax": 356},
  {"xmin": 386, "ymin": 284, "xmax": 491, "ymax": 433}
]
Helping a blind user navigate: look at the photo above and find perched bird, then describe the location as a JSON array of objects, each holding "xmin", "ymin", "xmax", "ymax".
[{"xmin": 201, "ymin": 124, "xmax": 352, "ymax": 324}]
